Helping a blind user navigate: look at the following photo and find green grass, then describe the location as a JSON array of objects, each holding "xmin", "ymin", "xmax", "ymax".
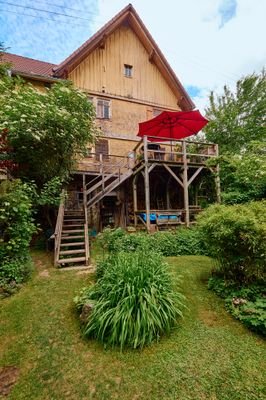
[{"xmin": 0, "ymin": 251, "xmax": 265, "ymax": 400}]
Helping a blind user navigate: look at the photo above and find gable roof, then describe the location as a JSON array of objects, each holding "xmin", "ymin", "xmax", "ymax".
[
  {"xmin": 1, "ymin": 52, "xmax": 57, "ymax": 81},
  {"xmin": 53, "ymin": 4, "xmax": 195, "ymax": 111}
]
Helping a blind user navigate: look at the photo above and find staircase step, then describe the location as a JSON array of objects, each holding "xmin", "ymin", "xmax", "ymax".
[
  {"xmin": 65, "ymin": 211, "xmax": 84, "ymax": 215},
  {"xmin": 60, "ymin": 249, "xmax": 85, "ymax": 255},
  {"xmin": 61, "ymin": 235, "xmax": 84, "ymax": 240},
  {"xmin": 63, "ymin": 224, "xmax": 84, "ymax": 228},
  {"xmin": 62, "ymin": 229, "xmax": 84, "ymax": 234},
  {"xmin": 63, "ymin": 219, "xmax": 84, "ymax": 222},
  {"xmin": 60, "ymin": 242, "xmax": 85, "ymax": 247},
  {"xmin": 58, "ymin": 257, "xmax": 86, "ymax": 264}
]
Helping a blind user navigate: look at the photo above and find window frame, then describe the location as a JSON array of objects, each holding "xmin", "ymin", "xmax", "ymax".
[
  {"xmin": 96, "ymin": 98, "xmax": 111, "ymax": 119},
  {"xmin": 124, "ymin": 64, "xmax": 133, "ymax": 78}
]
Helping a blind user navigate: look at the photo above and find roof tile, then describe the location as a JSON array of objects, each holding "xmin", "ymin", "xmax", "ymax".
[{"xmin": 1, "ymin": 52, "xmax": 57, "ymax": 77}]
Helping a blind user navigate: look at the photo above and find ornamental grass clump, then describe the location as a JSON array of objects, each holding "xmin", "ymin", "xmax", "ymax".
[{"xmin": 80, "ymin": 251, "xmax": 185, "ymax": 350}]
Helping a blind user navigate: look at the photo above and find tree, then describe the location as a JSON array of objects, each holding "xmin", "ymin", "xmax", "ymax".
[
  {"xmin": 213, "ymin": 141, "xmax": 266, "ymax": 204},
  {"xmin": 204, "ymin": 70, "xmax": 266, "ymax": 154},
  {"xmin": 0, "ymin": 70, "xmax": 98, "ymax": 186}
]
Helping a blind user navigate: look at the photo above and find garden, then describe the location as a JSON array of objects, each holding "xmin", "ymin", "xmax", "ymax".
[{"xmin": 0, "ymin": 48, "xmax": 265, "ymax": 398}]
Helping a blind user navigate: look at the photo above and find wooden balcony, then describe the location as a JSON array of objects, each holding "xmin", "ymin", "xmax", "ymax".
[
  {"xmin": 132, "ymin": 136, "xmax": 218, "ymax": 167},
  {"xmin": 75, "ymin": 137, "xmax": 218, "ymax": 175},
  {"xmin": 74, "ymin": 136, "xmax": 220, "ymax": 232}
]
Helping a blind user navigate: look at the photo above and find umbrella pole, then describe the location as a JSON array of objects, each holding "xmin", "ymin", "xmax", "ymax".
[
  {"xmin": 143, "ymin": 136, "xmax": 151, "ymax": 232},
  {"xmin": 182, "ymin": 141, "xmax": 190, "ymax": 227}
]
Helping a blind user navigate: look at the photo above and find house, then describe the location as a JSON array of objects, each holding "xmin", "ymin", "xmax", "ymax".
[{"xmin": 1, "ymin": 4, "xmax": 220, "ymax": 266}]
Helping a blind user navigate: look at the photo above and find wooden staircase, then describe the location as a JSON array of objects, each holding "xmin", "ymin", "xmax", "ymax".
[
  {"xmin": 54, "ymin": 192, "xmax": 90, "ymax": 267},
  {"xmin": 85, "ymin": 157, "xmax": 133, "ymax": 210},
  {"xmin": 54, "ymin": 156, "xmax": 133, "ymax": 266}
]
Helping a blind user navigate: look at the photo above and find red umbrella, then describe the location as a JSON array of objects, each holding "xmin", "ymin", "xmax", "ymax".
[{"xmin": 137, "ymin": 110, "xmax": 208, "ymax": 141}]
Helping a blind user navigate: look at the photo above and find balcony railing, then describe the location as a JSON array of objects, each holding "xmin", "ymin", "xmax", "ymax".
[
  {"xmin": 76, "ymin": 137, "xmax": 218, "ymax": 173},
  {"xmin": 132, "ymin": 136, "xmax": 218, "ymax": 165}
]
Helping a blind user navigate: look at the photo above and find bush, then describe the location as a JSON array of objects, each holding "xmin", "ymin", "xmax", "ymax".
[
  {"xmin": 0, "ymin": 180, "xmax": 36, "ymax": 292},
  {"xmin": 96, "ymin": 227, "xmax": 205, "ymax": 257},
  {"xmin": 76, "ymin": 251, "xmax": 185, "ymax": 349},
  {"xmin": 0, "ymin": 255, "xmax": 33, "ymax": 284},
  {"xmin": 208, "ymin": 276, "xmax": 266, "ymax": 336},
  {"xmin": 197, "ymin": 201, "xmax": 266, "ymax": 283},
  {"xmin": 153, "ymin": 229, "xmax": 206, "ymax": 256}
]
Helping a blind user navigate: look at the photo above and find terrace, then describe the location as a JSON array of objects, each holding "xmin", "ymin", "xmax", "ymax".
[{"xmin": 74, "ymin": 136, "xmax": 220, "ymax": 231}]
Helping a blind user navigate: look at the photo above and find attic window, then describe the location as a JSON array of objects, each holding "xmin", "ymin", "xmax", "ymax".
[{"xmin": 124, "ymin": 64, "xmax": 133, "ymax": 78}]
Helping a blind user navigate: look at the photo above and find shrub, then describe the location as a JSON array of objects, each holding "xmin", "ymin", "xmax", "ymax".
[
  {"xmin": 76, "ymin": 251, "xmax": 185, "ymax": 349},
  {"xmin": 96, "ymin": 227, "xmax": 126, "ymax": 252},
  {"xmin": 96, "ymin": 227, "xmax": 205, "ymax": 257},
  {"xmin": 0, "ymin": 180, "xmax": 36, "ymax": 292},
  {"xmin": 152, "ymin": 228, "xmax": 206, "ymax": 256},
  {"xmin": 197, "ymin": 201, "xmax": 266, "ymax": 283},
  {"xmin": 0, "ymin": 255, "xmax": 33, "ymax": 284},
  {"xmin": 208, "ymin": 276, "xmax": 266, "ymax": 336}
]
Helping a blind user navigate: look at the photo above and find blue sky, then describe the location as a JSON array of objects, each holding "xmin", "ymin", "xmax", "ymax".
[{"xmin": 0, "ymin": 0, "xmax": 265, "ymax": 110}]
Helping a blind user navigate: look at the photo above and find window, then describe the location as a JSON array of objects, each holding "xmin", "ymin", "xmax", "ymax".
[
  {"xmin": 95, "ymin": 139, "xmax": 109, "ymax": 161},
  {"xmin": 96, "ymin": 99, "xmax": 110, "ymax": 119},
  {"xmin": 124, "ymin": 64, "xmax": 133, "ymax": 78}
]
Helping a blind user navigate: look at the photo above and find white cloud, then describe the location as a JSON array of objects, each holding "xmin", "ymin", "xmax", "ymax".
[
  {"xmin": 93, "ymin": 0, "xmax": 266, "ymax": 111},
  {"xmin": 1, "ymin": 0, "xmax": 265, "ymax": 112}
]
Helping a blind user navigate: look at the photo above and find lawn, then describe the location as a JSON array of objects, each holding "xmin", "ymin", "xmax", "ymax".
[{"xmin": 0, "ymin": 251, "xmax": 265, "ymax": 400}]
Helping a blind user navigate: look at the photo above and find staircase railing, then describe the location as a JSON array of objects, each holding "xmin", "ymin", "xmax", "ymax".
[
  {"xmin": 83, "ymin": 178, "xmax": 90, "ymax": 265},
  {"xmin": 54, "ymin": 189, "xmax": 65, "ymax": 267},
  {"xmin": 85, "ymin": 153, "xmax": 133, "ymax": 209},
  {"xmin": 85, "ymin": 154, "xmax": 131, "ymax": 196}
]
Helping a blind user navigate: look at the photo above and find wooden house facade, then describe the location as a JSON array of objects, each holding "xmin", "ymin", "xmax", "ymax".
[{"xmin": 1, "ymin": 4, "xmax": 220, "ymax": 265}]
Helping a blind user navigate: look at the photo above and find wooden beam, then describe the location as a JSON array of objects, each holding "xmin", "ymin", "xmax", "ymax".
[
  {"xmin": 163, "ymin": 164, "xmax": 184, "ymax": 188},
  {"xmin": 133, "ymin": 175, "xmax": 138, "ymax": 227},
  {"xmin": 148, "ymin": 164, "xmax": 156, "ymax": 173},
  {"xmin": 133, "ymin": 163, "xmax": 145, "ymax": 175},
  {"xmin": 149, "ymin": 48, "xmax": 156, "ymax": 63},
  {"xmin": 143, "ymin": 136, "xmax": 151, "ymax": 232},
  {"xmin": 188, "ymin": 167, "xmax": 204, "ymax": 186},
  {"xmin": 182, "ymin": 141, "xmax": 190, "ymax": 227},
  {"xmin": 166, "ymin": 177, "xmax": 171, "ymax": 209}
]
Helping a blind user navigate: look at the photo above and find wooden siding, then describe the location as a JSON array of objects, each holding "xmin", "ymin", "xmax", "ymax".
[
  {"xmin": 94, "ymin": 98, "xmax": 167, "ymax": 136},
  {"xmin": 69, "ymin": 25, "xmax": 180, "ymax": 108}
]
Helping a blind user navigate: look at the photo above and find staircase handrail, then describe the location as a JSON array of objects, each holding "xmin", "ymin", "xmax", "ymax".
[
  {"xmin": 86, "ymin": 157, "xmax": 131, "ymax": 195},
  {"xmin": 86, "ymin": 169, "xmax": 133, "ymax": 209},
  {"xmin": 85, "ymin": 154, "xmax": 131, "ymax": 193},
  {"xmin": 54, "ymin": 189, "xmax": 65, "ymax": 266},
  {"xmin": 83, "ymin": 181, "xmax": 90, "ymax": 265}
]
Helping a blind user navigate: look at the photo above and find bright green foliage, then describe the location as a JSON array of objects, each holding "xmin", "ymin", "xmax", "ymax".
[
  {"xmin": 38, "ymin": 176, "xmax": 65, "ymax": 207},
  {"xmin": 0, "ymin": 43, "xmax": 11, "ymax": 77},
  {"xmin": 209, "ymin": 141, "xmax": 266, "ymax": 204},
  {"xmin": 77, "ymin": 251, "xmax": 185, "ymax": 349},
  {"xmin": 96, "ymin": 227, "xmax": 206, "ymax": 256},
  {"xmin": 208, "ymin": 276, "xmax": 266, "ymax": 336},
  {"xmin": 0, "ymin": 72, "xmax": 97, "ymax": 186},
  {"xmin": 204, "ymin": 70, "xmax": 266, "ymax": 154},
  {"xmin": 197, "ymin": 201, "xmax": 266, "ymax": 283},
  {"xmin": 0, "ymin": 180, "xmax": 36, "ymax": 288}
]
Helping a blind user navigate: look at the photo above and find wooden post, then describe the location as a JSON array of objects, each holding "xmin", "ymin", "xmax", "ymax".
[
  {"xmin": 182, "ymin": 141, "xmax": 190, "ymax": 227},
  {"xmin": 166, "ymin": 177, "xmax": 171, "ymax": 209},
  {"xmin": 99, "ymin": 153, "xmax": 104, "ymax": 191},
  {"xmin": 133, "ymin": 175, "xmax": 138, "ymax": 227},
  {"xmin": 82, "ymin": 174, "xmax": 86, "ymax": 209},
  {"xmin": 143, "ymin": 136, "xmax": 151, "ymax": 232},
  {"xmin": 215, "ymin": 144, "xmax": 221, "ymax": 203}
]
